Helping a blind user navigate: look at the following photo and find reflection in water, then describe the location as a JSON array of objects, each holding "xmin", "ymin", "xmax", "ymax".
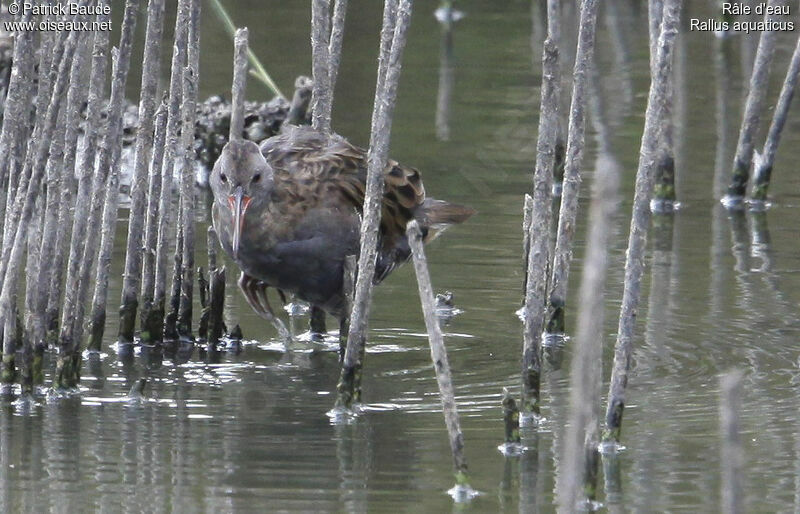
[{"xmin": 435, "ymin": 9, "xmax": 455, "ymax": 141}]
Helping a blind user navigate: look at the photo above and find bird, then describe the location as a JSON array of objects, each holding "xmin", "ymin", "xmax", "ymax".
[{"xmin": 210, "ymin": 124, "xmax": 474, "ymax": 342}]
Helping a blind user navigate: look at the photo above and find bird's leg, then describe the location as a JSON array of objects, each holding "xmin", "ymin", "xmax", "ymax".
[
  {"xmin": 238, "ymin": 273, "xmax": 291, "ymax": 341},
  {"xmin": 309, "ymin": 305, "xmax": 327, "ymax": 340}
]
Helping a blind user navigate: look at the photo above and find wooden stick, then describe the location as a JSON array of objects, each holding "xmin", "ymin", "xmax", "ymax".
[
  {"xmin": 502, "ymin": 387, "xmax": 521, "ymax": 446},
  {"xmin": 207, "ymin": 267, "xmax": 226, "ymax": 351},
  {"xmin": 406, "ymin": 220, "xmax": 471, "ymax": 490},
  {"xmin": 719, "ymin": 370, "xmax": 744, "ymax": 514},
  {"xmin": 335, "ymin": 0, "xmax": 410, "ymax": 410},
  {"xmin": 84, "ymin": 0, "xmax": 142, "ymax": 355},
  {"xmin": 45, "ymin": 35, "xmax": 91, "ymax": 347},
  {"xmin": 649, "ymin": 0, "xmax": 677, "ymax": 212},
  {"xmin": 724, "ymin": 0, "xmax": 780, "ymax": 207},
  {"xmin": 328, "ymin": 0, "xmax": 348, "ymax": 94},
  {"xmin": 603, "ymin": 0, "xmax": 682, "ymax": 446},
  {"xmin": 118, "ymin": 0, "xmax": 166, "ymax": 346},
  {"xmin": 8, "ymin": 28, "xmax": 84, "ymax": 391},
  {"xmin": 153, "ymin": 0, "xmax": 191, "ymax": 344},
  {"xmin": 229, "ymin": 28, "xmax": 249, "ymax": 142},
  {"xmin": 176, "ymin": 0, "xmax": 202, "ymax": 340},
  {"xmin": 0, "ymin": 11, "xmax": 35, "ymax": 252},
  {"xmin": 750, "ymin": 33, "xmax": 800, "ymax": 204},
  {"xmin": 56, "ymin": 2, "xmax": 111, "ymax": 386},
  {"xmin": 0, "ymin": 28, "xmax": 59, "ymax": 288},
  {"xmin": 545, "ymin": 0, "xmax": 599, "ymax": 335},
  {"xmin": 139, "ymin": 97, "xmax": 169, "ymax": 345},
  {"xmin": 311, "ymin": 0, "xmax": 332, "ymax": 133},
  {"xmin": 521, "ymin": 34, "xmax": 561, "ymax": 415}
]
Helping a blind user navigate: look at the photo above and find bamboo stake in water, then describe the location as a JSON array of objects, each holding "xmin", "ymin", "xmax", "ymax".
[
  {"xmin": 152, "ymin": 0, "xmax": 190, "ymax": 345},
  {"xmin": 501, "ymin": 387, "xmax": 521, "ymax": 447},
  {"xmin": 140, "ymin": 98, "xmax": 169, "ymax": 345},
  {"xmin": 649, "ymin": 0, "xmax": 678, "ymax": 212},
  {"xmin": 45, "ymin": 35, "xmax": 91, "ymax": 347},
  {"xmin": 118, "ymin": 0, "xmax": 166, "ymax": 347},
  {"xmin": 406, "ymin": 220, "xmax": 472, "ymax": 493},
  {"xmin": 335, "ymin": 0, "xmax": 411, "ymax": 410},
  {"xmin": 521, "ymin": 35, "xmax": 561, "ymax": 416},
  {"xmin": 724, "ymin": 0, "xmax": 780, "ymax": 207},
  {"xmin": 56, "ymin": 3, "xmax": 110, "ymax": 387},
  {"xmin": 603, "ymin": 0, "xmax": 682, "ymax": 446},
  {"xmin": 0, "ymin": 20, "xmax": 35, "ymax": 389},
  {"xmin": 84, "ymin": 0, "xmax": 142, "ymax": 355},
  {"xmin": 3, "ymin": 25, "xmax": 83, "ymax": 392},
  {"xmin": 750, "ymin": 34, "xmax": 800, "ymax": 205},
  {"xmin": 0, "ymin": 28, "xmax": 58, "ymax": 288},
  {"xmin": 719, "ymin": 370, "xmax": 744, "ymax": 514},
  {"xmin": 545, "ymin": 0, "xmax": 599, "ymax": 335},
  {"xmin": 176, "ymin": 0, "xmax": 202, "ymax": 340},
  {"xmin": 0, "ymin": 11, "xmax": 35, "ymax": 250},
  {"xmin": 207, "ymin": 227, "xmax": 225, "ymax": 352},
  {"xmin": 26, "ymin": 32, "xmax": 66, "ymax": 367}
]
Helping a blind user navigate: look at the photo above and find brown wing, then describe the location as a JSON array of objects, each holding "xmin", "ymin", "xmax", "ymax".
[{"xmin": 259, "ymin": 125, "xmax": 426, "ymax": 242}]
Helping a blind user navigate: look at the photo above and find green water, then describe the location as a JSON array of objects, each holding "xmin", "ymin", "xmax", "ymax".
[{"xmin": 2, "ymin": 1, "xmax": 800, "ymax": 512}]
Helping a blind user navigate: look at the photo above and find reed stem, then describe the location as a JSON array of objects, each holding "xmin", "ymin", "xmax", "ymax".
[
  {"xmin": 603, "ymin": 0, "xmax": 682, "ymax": 446},
  {"xmin": 545, "ymin": 0, "xmax": 599, "ymax": 335}
]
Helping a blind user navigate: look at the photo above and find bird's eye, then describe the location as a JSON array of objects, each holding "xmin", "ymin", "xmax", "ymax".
[
  {"xmin": 220, "ymin": 173, "xmax": 228, "ymax": 183},
  {"xmin": 253, "ymin": 173, "xmax": 261, "ymax": 183}
]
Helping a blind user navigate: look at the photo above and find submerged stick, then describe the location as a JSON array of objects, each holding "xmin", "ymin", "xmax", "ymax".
[
  {"xmin": 56, "ymin": 3, "xmax": 110, "ymax": 386},
  {"xmin": 750, "ymin": 33, "xmax": 800, "ymax": 205},
  {"xmin": 406, "ymin": 220, "xmax": 470, "ymax": 489},
  {"xmin": 140, "ymin": 98, "xmax": 169, "ymax": 345},
  {"xmin": 45, "ymin": 35, "xmax": 91, "ymax": 346},
  {"xmin": 545, "ymin": 0, "xmax": 599, "ymax": 335},
  {"xmin": 207, "ymin": 267, "xmax": 226, "ymax": 351},
  {"xmin": 153, "ymin": 0, "xmax": 190, "ymax": 344},
  {"xmin": 724, "ymin": 0, "xmax": 780, "ymax": 207},
  {"xmin": 339, "ymin": 254, "xmax": 356, "ymax": 357},
  {"xmin": 0, "ymin": 11, "xmax": 35, "ymax": 250},
  {"xmin": 719, "ymin": 370, "xmax": 744, "ymax": 514},
  {"xmin": 2, "ymin": 24, "xmax": 83, "ymax": 390},
  {"xmin": 119, "ymin": 0, "xmax": 166, "ymax": 346},
  {"xmin": 176, "ymin": 0, "xmax": 202, "ymax": 340},
  {"xmin": 85, "ymin": 0, "xmax": 141, "ymax": 355},
  {"xmin": 603, "ymin": 0, "xmax": 682, "ymax": 446},
  {"xmin": 0, "ymin": 28, "xmax": 58, "ymax": 288},
  {"xmin": 521, "ymin": 37, "xmax": 561, "ymax": 415},
  {"xmin": 502, "ymin": 387, "xmax": 521, "ymax": 446},
  {"xmin": 649, "ymin": 0, "xmax": 677, "ymax": 212},
  {"xmin": 336, "ymin": 0, "xmax": 410, "ymax": 410},
  {"xmin": 164, "ymin": 217, "xmax": 183, "ymax": 341}
]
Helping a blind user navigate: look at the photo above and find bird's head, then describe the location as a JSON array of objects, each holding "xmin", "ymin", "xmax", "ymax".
[{"xmin": 210, "ymin": 139, "xmax": 274, "ymax": 259}]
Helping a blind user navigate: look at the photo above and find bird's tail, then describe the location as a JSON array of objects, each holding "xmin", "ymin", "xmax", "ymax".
[{"xmin": 415, "ymin": 198, "xmax": 475, "ymax": 242}]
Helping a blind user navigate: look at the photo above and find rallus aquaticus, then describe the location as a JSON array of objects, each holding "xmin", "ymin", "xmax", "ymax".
[{"xmin": 210, "ymin": 125, "xmax": 474, "ymax": 341}]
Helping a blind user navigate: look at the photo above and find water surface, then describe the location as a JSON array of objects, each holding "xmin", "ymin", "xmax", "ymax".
[{"xmin": 3, "ymin": 1, "xmax": 800, "ymax": 512}]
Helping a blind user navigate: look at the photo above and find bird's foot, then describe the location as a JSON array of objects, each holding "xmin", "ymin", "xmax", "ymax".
[{"xmin": 238, "ymin": 273, "xmax": 291, "ymax": 342}]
